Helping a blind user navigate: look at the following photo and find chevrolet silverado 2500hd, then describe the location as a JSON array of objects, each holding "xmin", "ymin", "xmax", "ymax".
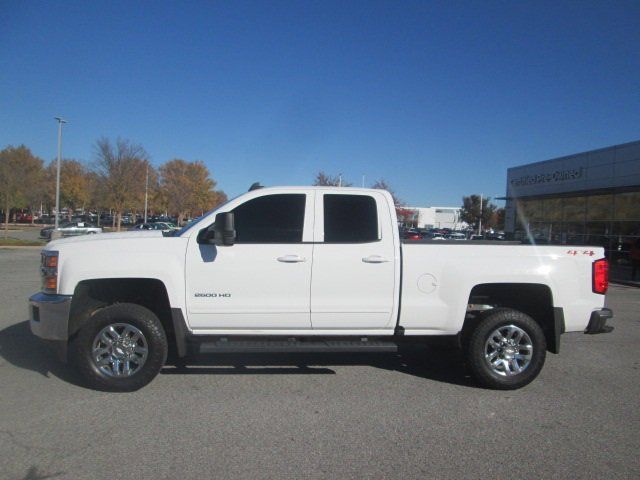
[{"xmin": 29, "ymin": 186, "xmax": 613, "ymax": 391}]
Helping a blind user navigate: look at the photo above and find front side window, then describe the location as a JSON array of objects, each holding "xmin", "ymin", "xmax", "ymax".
[
  {"xmin": 324, "ymin": 194, "xmax": 378, "ymax": 243},
  {"xmin": 232, "ymin": 194, "xmax": 306, "ymax": 243}
]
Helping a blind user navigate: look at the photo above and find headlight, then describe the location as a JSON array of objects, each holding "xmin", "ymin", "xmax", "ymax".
[{"xmin": 41, "ymin": 251, "xmax": 59, "ymax": 293}]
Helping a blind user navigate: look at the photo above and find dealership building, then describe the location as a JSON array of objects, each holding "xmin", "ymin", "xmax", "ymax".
[
  {"xmin": 404, "ymin": 206, "xmax": 467, "ymax": 230},
  {"xmin": 504, "ymin": 140, "xmax": 640, "ymax": 262}
]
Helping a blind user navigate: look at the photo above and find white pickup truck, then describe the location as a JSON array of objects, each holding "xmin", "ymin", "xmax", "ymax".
[{"xmin": 29, "ymin": 186, "xmax": 613, "ymax": 391}]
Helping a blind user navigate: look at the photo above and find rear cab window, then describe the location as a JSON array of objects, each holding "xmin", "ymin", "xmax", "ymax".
[{"xmin": 321, "ymin": 194, "xmax": 380, "ymax": 243}]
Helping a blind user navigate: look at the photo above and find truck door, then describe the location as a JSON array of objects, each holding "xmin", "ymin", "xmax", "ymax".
[
  {"xmin": 185, "ymin": 192, "xmax": 314, "ymax": 330},
  {"xmin": 311, "ymin": 192, "xmax": 399, "ymax": 329}
]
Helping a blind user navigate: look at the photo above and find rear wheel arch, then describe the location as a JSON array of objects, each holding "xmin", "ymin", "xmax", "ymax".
[{"xmin": 463, "ymin": 282, "xmax": 561, "ymax": 353}]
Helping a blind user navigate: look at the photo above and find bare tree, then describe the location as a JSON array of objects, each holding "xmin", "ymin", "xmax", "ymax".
[
  {"xmin": 312, "ymin": 171, "xmax": 352, "ymax": 187},
  {"xmin": 94, "ymin": 138, "xmax": 149, "ymax": 231},
  {"xmin": 371, "ymin": 178, "xmax": 403, "ymax": 206}
]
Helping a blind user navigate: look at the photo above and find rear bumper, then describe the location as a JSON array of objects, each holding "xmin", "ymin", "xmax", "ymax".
[
  {"xmin": 29, "ymin": 292, "xmax": 72, "ymax": 341},
  {"xmin": 585, "ymin": 308, "xmax": 614, "ymax": 334}
]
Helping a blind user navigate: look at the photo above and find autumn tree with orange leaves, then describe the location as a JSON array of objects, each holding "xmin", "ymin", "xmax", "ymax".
[
  {"xmin": 159, "ymin": 159, "xmax": 227, "ymax": 226},
  {"xmin": 0, "ymin": 145, "xmax": 44, "ymax": 235},
  {"xmin": 44, "ymin": 159, "xmax": 91, "ymax": 220}
]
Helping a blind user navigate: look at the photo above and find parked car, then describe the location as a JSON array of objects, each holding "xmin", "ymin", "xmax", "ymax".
[
  {"xmin": 445, "ymin": 233, "xmax": 467, "ymax": 240},
  {"xmin": 150, "ymin": 215, "xmax": 177, "ymax": 224},
  {"xmin": 16, "ymin": 212, "xmax": 33, "ymax": 223},
  {"xmin": 130, "ymin": 222, "xmax": 178, "ymax": 232},
  {"xmin": 40, "ymin": 222, "xmax": 102, "ymax": 240},
  {"xmin": 402, "ymin": 228, "xmax": 423, "ymax": 240},
  {"xmin": 425, "ymin": 232, "xmax": 446, "ymax": 240},
  {"xmin": 485, "ymin": 233, "xmax": 506, "ymax": 241}
]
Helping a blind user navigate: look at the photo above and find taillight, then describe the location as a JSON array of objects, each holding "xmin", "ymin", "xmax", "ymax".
[{"xmin": 592, "ymin": 258, "xmax": 609, "ymax": 295}]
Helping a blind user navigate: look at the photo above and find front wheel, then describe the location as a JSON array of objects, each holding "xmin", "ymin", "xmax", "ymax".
[
  {"xmin": 69, "ymin": 303, "xmax": 168, "ymax": 392},
  {"xmin": 465, "ymin": 308, "xmax": 546, "ymax": 390}
]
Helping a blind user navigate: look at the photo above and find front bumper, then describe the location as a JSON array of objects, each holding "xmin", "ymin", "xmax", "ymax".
[
  {"xmin": 29, "ymin": 292, "xmax": 72, "ymax": 341},
  {"xmin": 585, "ymin": 308, "xmax": 614, "ymax": 334}
]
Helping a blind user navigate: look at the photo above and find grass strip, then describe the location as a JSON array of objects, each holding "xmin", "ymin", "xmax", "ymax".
[{"xmin": 0, "ymin": 238, "xmax": 46, "ymax": 247}]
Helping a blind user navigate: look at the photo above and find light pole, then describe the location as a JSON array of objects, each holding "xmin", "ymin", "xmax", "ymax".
[
  {"xmin": 478, "ymin": 193, "xmax": 483, "ymax": 235},
  {"xmin": 144, "ymin": 162, "xmax": 149, "ymax": 223},
  {"xmin": 54, "ymin": 117, "xmax": 67, "ymax": 229}
]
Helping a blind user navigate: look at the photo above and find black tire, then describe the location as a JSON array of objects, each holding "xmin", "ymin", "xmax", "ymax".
[
  {"xmin": 465, "ymin": 308, "xmax": 546, "ymax": 390},
  {"xmin": 69, "ymin": 303, "xmax": 168, "ymax": 392}
]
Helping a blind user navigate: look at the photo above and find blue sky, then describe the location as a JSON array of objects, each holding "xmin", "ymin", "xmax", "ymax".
[{"xmin": 1, "ymin": 1, "xmax": 639, "ymax": 206}]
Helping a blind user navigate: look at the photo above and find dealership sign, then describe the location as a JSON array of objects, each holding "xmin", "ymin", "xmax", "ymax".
[{"xmin": 510, "ymin": 167, "xmax": 584, "ymax": 187}]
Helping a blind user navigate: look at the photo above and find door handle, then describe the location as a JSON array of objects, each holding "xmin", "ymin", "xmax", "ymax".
[
  {"xmin": 277, "ymin": 255, "xmax": 307, "ymax": 263},
  {"xmin": 362, "ymin": 255, "xmax": 389, "ymax": 263}
]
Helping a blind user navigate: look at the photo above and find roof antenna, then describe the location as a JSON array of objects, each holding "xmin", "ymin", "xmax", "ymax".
[{"xmin": 249, "ymin": 182, "xmax": 264, "ymax": 191}]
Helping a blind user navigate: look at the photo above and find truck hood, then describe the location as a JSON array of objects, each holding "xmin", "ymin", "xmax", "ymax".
[
  {"xmin": 46, "ymin": 230, "xmax": 164, "ymax": 249},
  {"xmin": 46, "ymin": 230, "xmax": 189, "ymax": 297}
]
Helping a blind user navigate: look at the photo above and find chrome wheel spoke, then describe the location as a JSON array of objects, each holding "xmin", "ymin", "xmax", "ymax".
[
  {"xmin": 94, "ymin": 347, "xmax": 109, "ymax": 358},
  {"xmin": 121, "ymin": 325, "xmax": 133, "ymax": 339},
  {"xmin": 134, "ymin": 345, "xmax": 147, "ymax": 355},
  {"xmin": 509, "ymin": 359, "xmax": 520, "ymax": 374},
  {"xmin": 112, "ymin": 358, "xmax": 121, "ymax": 376},
  {"xmin": 100, "ymin": 332, "xmax": 114, "ymax": 346},
  {"xmin": 108, "ymin": 326, "xmax": 121, "ymax": 340},
  {"xmin": 520, "ymin": 344, "xmax": 533, "ymax": 353},
  {"xmin": 501, "ymin": 359, "xmax": 512, "ymax": 374},
  {"xmin": 97, "ymin": 356, "xmax": 112, "ymax": 366},
  {"xmin": 512, "ymin": 329, "xmax": 523, "ymax": 344}
]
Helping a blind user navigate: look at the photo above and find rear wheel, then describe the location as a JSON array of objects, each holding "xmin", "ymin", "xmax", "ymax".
[
  {"xmin": 69, "ymin": 303, "xmax": 167, "ymax": 392},
  {"xmin": 465, "ymin": 308, "xmax": 546, "ymax": 390}
]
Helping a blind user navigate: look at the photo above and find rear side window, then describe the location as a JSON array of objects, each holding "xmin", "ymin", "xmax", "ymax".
[
  {"xmin": 324, "ymin": 194, "xmax": 378, "ymax": 243},
  {"xmin": 232, "ymin": 194, "xmax": 306, "ymax": 243}
]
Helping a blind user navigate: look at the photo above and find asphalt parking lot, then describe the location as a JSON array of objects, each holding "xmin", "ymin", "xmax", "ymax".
[{"xmin": 0, "ymin": 248, "xmax": 638, "ymax": 480}]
